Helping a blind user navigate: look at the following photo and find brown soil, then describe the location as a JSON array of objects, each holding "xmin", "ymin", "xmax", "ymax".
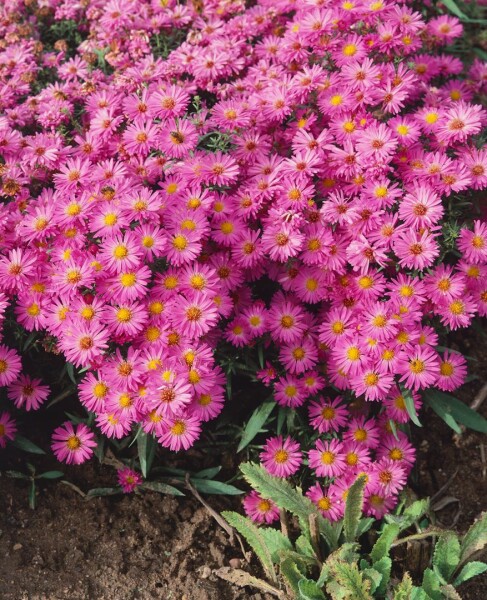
[{"xmin": 0, "ymin": 463, "xmax": 268, "ymax": 600}]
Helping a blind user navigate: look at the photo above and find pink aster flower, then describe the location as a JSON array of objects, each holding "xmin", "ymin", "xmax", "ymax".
[
  {"xmin": 158, "ymin": 415, "xmax": 202, "ymax": 451},
  {"xmin": 351, "ymin": 368, "xmax": 394, "ymax": 401},
  {"xmin": 117, "ymin": 467, "xmax": 143, "ymax": 493},
  {"xmin": 306, "ymin": 483, "xmax": 343, "ymax": 521},
  {"xmin": 51, "ymin": 422, "xmax": 97, "ymax": 465},
  {"xmin": 0, "ymin": 412, "xmax": 17, "ymax": 448},
  {"xmin": 437, "ymin": 351, "xmax": 467, "ymax": 391},
  {"xmin": 398, "ymin": 185, "xmax": 444, "ymax": 228},
  {"xmin": 243, "ymin": 491, "xmax": 280, "ymax": 524},
  {"xmin": 171, "ymin": 294, "xmax": 219, "ymax": 339},
  {"xmin": 58, "ymin": 321, "xmax": 109, "ymax": 368},
  {"xmin": 371, "ymin": 458, "xmax": 407, "ymax": 496},
  {"xmin": 260, "ymin": 436, "xmax": 302, "ymax": 478},
  {"xmin": 393, "ymin": 228, "xmax": 439, "ymax": 270},
  {"xmin": 274, "ymin": 375, "xmax": 307, "ymax": 408},
  {"xmin": 279, "ymin": 338, "xmax": 318, "ymax": 374},
  {"xmin": 308, "ymin": 397, "xmax": 348, "ymax": 433},
  {"xmin": 458, "ymin": 221, "xmax": 487, "ymax": 263},
  {"xmin": 308, "ymin": 438, "xmax": 346, "ymax": 478},
  {"xmin": 397, "ymin": 346, "xmax": 440, "ymax": 391},
  {"xmin": 0, "ymin": 345, "xmax": 22, "ymax": 387},
  {"xmin": 7, "ymin": 375, "xmax": 50, "ymax": 411}
]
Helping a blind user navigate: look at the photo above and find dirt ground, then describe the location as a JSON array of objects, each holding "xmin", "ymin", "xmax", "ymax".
[{"xmin": 0, "ymin": 328, "xmax": 486, "ymax": 600}]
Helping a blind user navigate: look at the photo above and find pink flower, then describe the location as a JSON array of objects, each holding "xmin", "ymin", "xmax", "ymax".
[
  {"xmin": 243, "ymin": 491, "xmax": 280, "ymax": 524},
  {"xmin": 158, "ymin": 415, "xmax": 202, "ymax": 451},
  {"xmin": 308, "ymin": 397, "xmax": 348, "ymax": 433},
  {"xmin": 260, "ymin": 436, "xmax": 302, "ymax": 478},
  {"xmin": 306, "ymin": 483, "xmax": 343, "ymax": 521},
  {"xmin": 397, "ymin": 346, "xmax": 440, "ymax": 391},
  {"xmin": 51, "ymin": 422, "xmax": 97, "ymax": 465},
  {"xmin": 7, "ymin": 375, "xmax": 50, "ymax": 411},
  {"xmin": 117, "ymin": 467, "xmax": 143, "ymax": 493},
  {"xmin": 437, "ymin": 351, "xmax": 467, "ymax": 391},
  {"xmin": 0, "ymin": 412, "xmax": 17, "ymax": 448},
  {"xmin": 308, "ymin": 438, "xmax": 346, "ymax": 478},
  {"xmin": 0, "ymin": 345, "xmax": 22, "ymax": 387}
]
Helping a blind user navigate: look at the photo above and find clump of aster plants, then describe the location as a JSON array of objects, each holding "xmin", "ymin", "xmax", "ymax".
[{"xmin": 0, "ymin": 0, "xmax": 485, "ymax": 537}]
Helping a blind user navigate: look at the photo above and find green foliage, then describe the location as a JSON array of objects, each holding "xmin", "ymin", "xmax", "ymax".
[
  {"xmin": 222, "ymin": 511, "xmax": 277, "ymax": 581},
  {"xmin": 343, "ymin": 475, "xmax": 366, "ymax": 542},
  {"xmin": 229, "ymin": 462, "xmax": 487, "ymax": 599},
  {"xmin": 424, "ymin": 389, "xmax": 487, "ymax": 434},
  {"xmin": 237, "ymin": 400, "xmax": 276, "ymax": 452}
]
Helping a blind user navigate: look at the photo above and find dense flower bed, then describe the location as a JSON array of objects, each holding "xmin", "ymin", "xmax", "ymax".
[{"xmin": 0, "ymin": 0, "xmax": 486, "ymax": 519}]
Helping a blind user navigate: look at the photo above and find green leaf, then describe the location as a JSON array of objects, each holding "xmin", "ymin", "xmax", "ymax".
[
  {"xmin": 362, "ymin": 567, "xmax": 382, "ymax": 594},
  {"xmin": 401, "ymin": 499, "xmax": 430, "ymax": 531},
  {"xmin": 258, "ymin": 527, "xmax": 293, "ymax": 563},
  {"xmin": 237, "ymin": 400, "xmax": 275, "ymax": 452},
  {"xmin": 281, "ymin": 556, "xmax": 303, "ymax": 596},
  {"xmin": 222, "ymin": 511, "xmax": 276, "ymax": 582},
  {"xmin": 326, "ymin": 561, "xmax": 372, "ymax": 600},
  {"xmin": 370, "ymin": 524, "xmax": 400, "ymax": 563},
  {"xmin": 190, "ymin": 478, "xmax": 242, "ymax": 495},
  {"xmin": 141, "ymin": 481, "xmax": 184, "ymax": 496},
  {"xmin": 356, "ymin": 517, "xmax": 375, "ymax": 537},
  {"xmin": 433, "ymin": 532, "xmax": 460, "ymax": 582},
  {"xmin": 440, "ymin": 0, "xmax": 469, "ymax": 20},
  {"xmin": 66, "ymin": 362, "xmax": 77, "ymax": 385},
  {"xmin": 372, "ymin": 556, "xmax": 392, "ymax": 596},
  {"xmin": 459, "ymin": 512, "xmax": 487, "ymax": 567},
  {"xmin": 393, "ymin": 572, "xmax": 413, "ymax": 599},
  {"xmin": 86, "ymin": 487, "xmax": 120, "ymax": 497},
  {"xmin": 194, "ymin": 466, "xmax": 221, "ymax": 479},
  {"xmin": 440, "ymin": 584, "xmax": 462, "ymax": 600},
  {"xmin": 424, "ymin": 390, "xmax": 487, "ymax": 434},
  {"xmin": 410, "ymin": 588, "xmax": 433, "ymax": 600},
  {"xmin": 401, "ymin": 385, "xmax": 421, "ymax": 427},
  {"xmin": 37, "ymin": 471, "xmax": 64, "ymax": 480},
  {"xmin": 240, "ymin": 463, "xmax": 315, "ymax": 534},
  {"xmin": 296, "ymin": 534, "xmax": 316, "ymax": 559},
  {"xmin": 422, "ymin": 568, "xmax": 444, "ymax": 600},
  {"xmin": 453, "ymin": 561, "xmax": 487, "ymax": 586},
  {"xmin": 298, "ymin": 578, "xmax": 326, "ymax": 600},
  {"xmin": 11, "ymin": 435, "xmax": 45, "ymax": 455},
  {"xmin": 137, "ymin": 432, "xmax": 156, "ymax": 478},
  {"xmin": 344, "ymin": 475, "xmax": 366, "ymax": 542}
]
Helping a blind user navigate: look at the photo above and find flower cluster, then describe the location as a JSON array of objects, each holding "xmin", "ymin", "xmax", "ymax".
[{"xmin": 0, "ymin": 0, "xmax": 485, "ymax": 518}]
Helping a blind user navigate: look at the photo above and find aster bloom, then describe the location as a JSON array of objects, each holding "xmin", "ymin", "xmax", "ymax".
[
  {"xmin": 243, "ymin": 491, "xmax": 280, "ymax": 524},
  {"xmin": 397, "ymin": 346, "xmax": 440, "ymax": 391},
  {"xmin": 0, "ymin": 345, "xmax": 22, "ymax": 387},
  {"xmin": 117, "ymin": 467, "xmax": 143, "ymax": 493},
  {"xmin": 306, "ymin": 483, "xmax": 343, "ymax": 522},
  {"xmin": 58, "ymin": 321, "xmax": 109, "ymax": 369},
  {"xmin": 171, "ymin": 294, "xmax": 219, "ymax": 339},
  {"xmin": 308, "ymin": 438, "xmax": 346, "ymax": 478},
  {"xmin": 0, "ymin": 411, "xmax": 17, "ymax": 448},
  {"xmin": 308, "ymin": 397, "xmax": 348, "ymax": 433},
  {"xmin": 51, "ymin": 422, "xmax": 97, "ymax": 465},
  {"xmin": 158, "ymin": 415, "xmax": 202, "ymax": 451},
  {"xmin": 260, "ymin": 436, "xmax": 302, "ymax": 478},
  {"xmin": 437, "ymin": 351, "xmax": 467, "ymax": 391},
  {"xmin": 372, "ymin": 459, "xmax": 407, "ymax": 496},
  {"xmin": 7, "ymin": 375, "xmax": 50, "ymax": 411},
  {"xmin": 458, "ymin": 221, "xmax": 487, "ymax": 264}
]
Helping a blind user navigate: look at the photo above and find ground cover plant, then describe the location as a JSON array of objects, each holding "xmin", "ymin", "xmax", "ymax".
[{"xmin": 0, "ymin": 0, "xmax": 486, "ymax": 596}]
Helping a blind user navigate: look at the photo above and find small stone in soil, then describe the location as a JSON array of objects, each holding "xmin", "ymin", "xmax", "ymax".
[
  {"xmin": 13, "ymin": 543, "xmax": 22, "ymax": 551},
  {"xmin": 229, "ymin": 558, "xmax": 241, "ymax": 569}
]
